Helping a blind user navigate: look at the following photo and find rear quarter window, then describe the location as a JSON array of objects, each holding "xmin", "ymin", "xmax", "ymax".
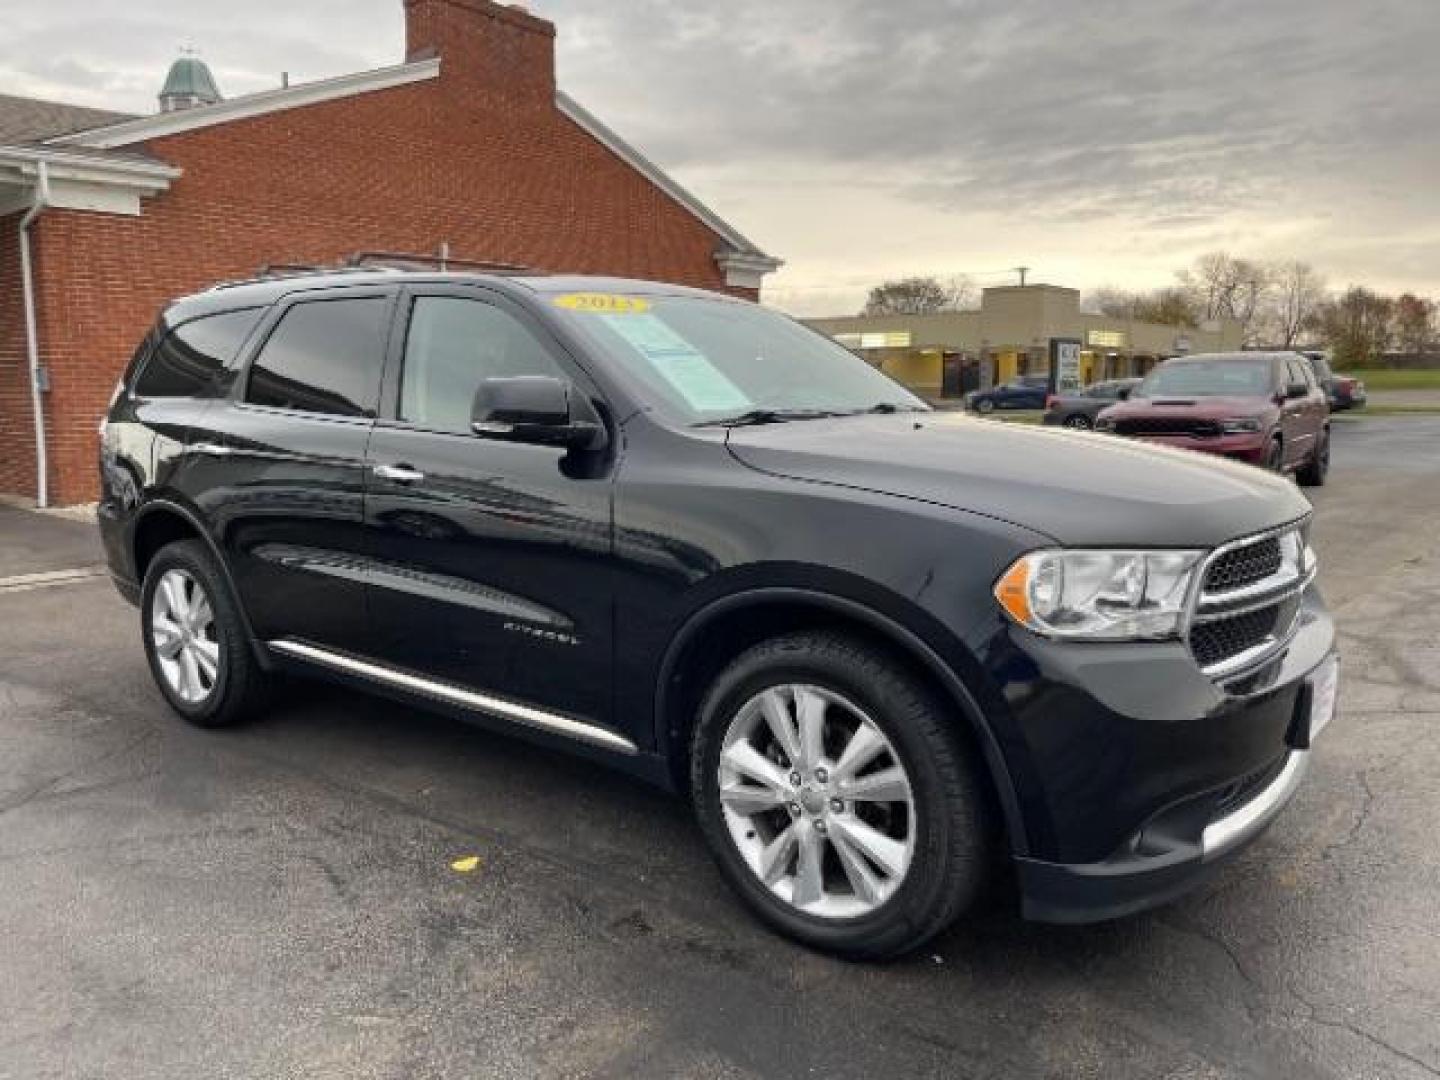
[
  {"xmin": 132, "ymin": 308, "xmax": 264, "ymax": 399},
  {"xmin": 244, "ymin": 297, "xmax": 387, "ymax": 417}
]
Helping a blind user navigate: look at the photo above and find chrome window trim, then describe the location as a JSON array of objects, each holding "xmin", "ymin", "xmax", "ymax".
[{"xmin": 268, "ymin": 639, "xmax": 638, "ymax": 755}]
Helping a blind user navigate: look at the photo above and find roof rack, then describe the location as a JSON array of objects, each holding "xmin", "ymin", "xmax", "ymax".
[
  {"xmin": 207, "ymin": 250, "xmax": 534, "ymax": 291},
  {"xmin": 348, "ymin": 250, "xmax": 532, "ymax": 273},
  {"xmin": 209, "ymin": 263, "xmax": 396, "ymax": 291}
]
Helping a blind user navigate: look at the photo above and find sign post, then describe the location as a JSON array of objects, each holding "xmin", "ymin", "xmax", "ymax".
[{"xmin": 1049, "ymin": 338, "xmax": 1083, "ymax": 395}]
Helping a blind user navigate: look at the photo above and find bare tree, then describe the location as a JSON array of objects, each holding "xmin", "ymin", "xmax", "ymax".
[
  {"xmin": 1083, "ymin": 286, "xmax": 1142, "ymax": 319},
  {"xmin": 1082, "ymin": 286, "xmax": 1198, "ymax": 327},
  {"xmin": 860, "ymin": 276, "xmax": 972, "ymax": 316},
  {"xmin": 943, "ymin": 274, "xmax": 977, "ymax": 311},
  {"xmin": 1178, "ymin": 252, "xmax": 1273, "ymax": 343},
  {"xmin": 1262, "ymin": 260, "xmax": 1327, "ymax": 347}
]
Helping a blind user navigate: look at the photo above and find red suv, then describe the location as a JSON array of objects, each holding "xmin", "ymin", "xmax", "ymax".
[{"xmin": 1095, "ymin": 352, "xmax": 1330, "ymax": 486}]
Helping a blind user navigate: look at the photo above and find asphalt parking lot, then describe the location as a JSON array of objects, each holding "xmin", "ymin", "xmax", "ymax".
[{"xmin": 2, "ymin": 417, "xmax": 1438, "ymax": 1080}]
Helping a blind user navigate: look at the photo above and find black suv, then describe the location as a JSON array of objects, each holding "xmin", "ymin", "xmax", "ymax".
[{"xmin": 100, "ymin": 272, "xmax": 1338, "ymax": 959}]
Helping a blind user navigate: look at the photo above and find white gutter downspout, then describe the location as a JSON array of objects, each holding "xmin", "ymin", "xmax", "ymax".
[{"xmin": 18, "ymin": 160, "xmax": 51, "ymax": 508}]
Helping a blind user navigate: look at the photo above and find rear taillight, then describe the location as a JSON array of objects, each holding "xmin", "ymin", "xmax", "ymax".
[{"xmin": 1044, "ymin": 395, "xmax": 1057, "ymax": 411}]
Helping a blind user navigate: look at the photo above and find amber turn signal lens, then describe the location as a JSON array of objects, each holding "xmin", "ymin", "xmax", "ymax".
[{"xmin": 994, "ymin": 559, "xmax": 1033, "ymax": 626}]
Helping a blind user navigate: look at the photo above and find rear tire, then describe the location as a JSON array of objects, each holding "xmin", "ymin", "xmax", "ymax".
[
  {"xmin": 976, "ymin": 399, "xmax": 995, "ymax": 415},
  {"xmin": 1063, "ymin": 414, "xmax": 1092, "ymax": 429},
  {"xmin": 1297, "ymin": 428, "xmax": 1329, "ymax": 487},
  {"xmin": 690, "ymin": 632, "xmax": 993, "ymax": 960},
  {"xmin": 140, "ymin": 539, "xmax": 270, "ymax": 728}
]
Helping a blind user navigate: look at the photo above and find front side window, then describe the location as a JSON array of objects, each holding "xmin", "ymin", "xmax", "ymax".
[
  {"xmin": 1286, "ymin": 357, "xmax": 1313, "ymax": 390},
  {"xmin": 133, "ymin": 309, "xmax": 262, "ymax": 398},
  {"xmin": 246, "ymin": 298, "xmax": 387, "ymax": 417},
  {"xmin": 400, "ymin": 297, "xmax": 565, "ymax": 435},
  {"xmin": 550, "ymin": 293, "xmax": 926, "ymax": 425}
]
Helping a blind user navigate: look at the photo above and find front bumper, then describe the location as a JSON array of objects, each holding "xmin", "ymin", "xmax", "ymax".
[
  {"xmin": 1130, "ymin": 431, "xmax": 1268, "ymax": 463},
  {"xmin": 984, "ymin": 585, "xmax": 1335, "ymax": 924},
  {"xmin": 1017, "ymin": 744, "xmax": 1312, "ymax": 922}
]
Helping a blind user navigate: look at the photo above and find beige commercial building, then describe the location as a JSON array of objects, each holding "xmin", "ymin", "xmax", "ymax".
[{"xmin": 807, "ymin": 284, "xmax": 1244, "ymax": 399}]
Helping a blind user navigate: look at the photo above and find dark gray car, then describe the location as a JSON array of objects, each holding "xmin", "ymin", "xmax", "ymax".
[{"xmin": 1042, "ymin": 378, "xmax": 1141, "ymax": 429}]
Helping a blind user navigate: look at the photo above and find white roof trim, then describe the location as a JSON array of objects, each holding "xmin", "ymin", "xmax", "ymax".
[
  {"xmin": 556, "ymin": 90, "xmax": 780, "ymax": 266},
  {"xmin": 0, "ymin": 145, "xmax": 179, "ymax": 187},
  {"xmin": 49, "ymin": 58, "xmax": 442, "ymax": 150}
]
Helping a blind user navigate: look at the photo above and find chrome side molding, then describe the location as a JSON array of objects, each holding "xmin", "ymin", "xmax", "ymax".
[{"xmin": 268, "ymin": 639, "xmax": 638, "ymax": 755}]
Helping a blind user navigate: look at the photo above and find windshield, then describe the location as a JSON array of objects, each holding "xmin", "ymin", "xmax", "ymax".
[
  {"xmin": 547, "ymin": 292, "xmax": 927, "ymax": 424},
  {"xmin": 1136, "ymin": 358, "xmax": 1274, "ymax": 398}
]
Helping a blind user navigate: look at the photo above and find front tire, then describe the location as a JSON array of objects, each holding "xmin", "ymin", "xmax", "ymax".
[
  {"xmin": 1264, "ymin": 437, "xmax": 1285, "ymax": 473},
  {"xmin": 690, "ymin": 632, "xmax": 993, "ymax": 960},
  {"xmin": 1063, "ymin": 414, "xmax": 1092, "ymax": 429},
  {"xmin": 1297, "ymin": 428, "xmax": 1329, "ymax": 487},
  {"xmin": 140, "ymin": 539, "xmax": 270, "ymax": 728},
  {"xmin": 976, "ymin": 399, "xmax": 995, "ymax": 415}
]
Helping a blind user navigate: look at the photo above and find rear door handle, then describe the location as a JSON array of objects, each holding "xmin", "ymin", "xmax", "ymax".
[{"xmin": 373, "ymin": 463, "xmax": 425, "ymax": 484}]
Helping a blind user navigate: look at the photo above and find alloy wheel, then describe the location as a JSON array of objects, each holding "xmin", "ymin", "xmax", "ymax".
[
  {"xmin": 150, "ymin": 569, "xmax": 221, "ymax": 704},
  {"xmin": 1064, "ymin": 415, "xmax": 1092, "ymax": 429},
  {"xmin": 716, "ymin": 684, "xmax": 916, "ymax": 919}
]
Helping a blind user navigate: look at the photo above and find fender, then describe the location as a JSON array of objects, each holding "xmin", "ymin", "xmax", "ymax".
[
  {"xmin": 654, "ymin": 585, "xmax": 1030, "ymax": 856},
  {"xmin": 131, "ymin": 497, "xmax": 273, "ymax": 670}
]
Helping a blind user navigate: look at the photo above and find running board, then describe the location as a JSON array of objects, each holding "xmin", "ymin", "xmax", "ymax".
[{"xmin": 268, "ymin": 639, "xmax": 638, "ymax": 755}]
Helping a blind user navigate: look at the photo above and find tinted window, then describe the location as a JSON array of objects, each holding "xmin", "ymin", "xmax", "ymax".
[
  {"xmin": 246, "ymin": 298, "xmax": 386, "ymax": 417},
  {"xmin": 1288, "ymin": 357, "xmax": 1314, "ymax": 389},
  {"xmin": 1086, "ymin": 382, "xmax": 1120, "ymax": 399},
  {"xmin": 400, "ymin": 297, "xmax": 565, "ymax": 434},
  {"xmin": 133, "ymin": 309, "xmax": 263, "ymax": 398}
]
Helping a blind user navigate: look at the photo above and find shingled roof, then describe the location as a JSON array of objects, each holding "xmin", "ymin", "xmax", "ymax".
[{"xmin": 0, "ymin": 92, "xmax": 137, "ymax": 146}]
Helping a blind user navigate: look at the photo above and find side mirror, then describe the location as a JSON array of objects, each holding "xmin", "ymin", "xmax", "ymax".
[
  {"xmin": 1117, "ymin": 387, "xmax": 1132, "ymax": 401},
  {"xmin": 471, "ymin": 376, "xmax": 607, "ymax": 451},
  {"xmin": 1286, "ymin": 383, "xmax": 1309, "ymax": 400}
]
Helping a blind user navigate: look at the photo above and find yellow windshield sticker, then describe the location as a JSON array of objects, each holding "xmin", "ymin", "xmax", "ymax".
[{"xmin": 553, "ymin": 293, "xmax": 651, "ymax": 315}]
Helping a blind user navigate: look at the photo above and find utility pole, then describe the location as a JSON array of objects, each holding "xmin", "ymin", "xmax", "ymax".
[{"xmin": 1014, "ymin": 266, "xmax": 1030, "ymax": 287}]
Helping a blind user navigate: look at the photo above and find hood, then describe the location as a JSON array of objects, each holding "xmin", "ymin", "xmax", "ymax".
[
  {"xmin": 725, "ymin": 412, "xmax": 1309, "ymax": 548},
  {"xmin": 1102, "ymin": 395, "xmax": 1276, "ymax": 419}
]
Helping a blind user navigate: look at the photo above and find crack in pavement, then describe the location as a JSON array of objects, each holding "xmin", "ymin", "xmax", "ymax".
[
  {"xmin": 0, "ymin": 730, "xmax": 158, "ymax": 818},
  {"xmin": 1286, "ymin": 982, "xmax": 1440, "ymax": 1079}
]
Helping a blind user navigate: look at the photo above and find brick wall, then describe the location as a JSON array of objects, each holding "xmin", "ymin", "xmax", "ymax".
[
  {"xmin": 0, "ymin": 214, "xmax": 41, "ymax": 500},
  {"xmin": 3, "ymin": 0, "xmax": 759, "ymax": 504}
]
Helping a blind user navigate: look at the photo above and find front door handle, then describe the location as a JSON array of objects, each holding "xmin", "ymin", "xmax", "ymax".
[{"xmin": 373, "ymin": 463, "xmax": 425, "ymax": 484}]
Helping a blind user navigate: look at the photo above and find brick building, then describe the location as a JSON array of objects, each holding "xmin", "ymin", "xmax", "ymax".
[{"xmin": 0, "ymin": 0, "xmax": 780, "ymax": 506}]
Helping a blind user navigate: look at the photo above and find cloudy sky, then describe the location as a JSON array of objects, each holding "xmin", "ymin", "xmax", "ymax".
[{"xmin": 4, "ymin": 0, "xmax": 1437, "ymax": 315}]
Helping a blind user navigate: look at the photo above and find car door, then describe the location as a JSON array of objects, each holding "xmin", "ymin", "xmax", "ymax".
[
  {"xmin": 1280, "ymin": 356, "xmax": 1317, "ymax": 467},
  {"xmin": 362, "ymin": 286, "xmax": 617, "ymax": 734},
  {"xmin": 194, "ymin": 286, "xmax": 395, "ymax": 650}
]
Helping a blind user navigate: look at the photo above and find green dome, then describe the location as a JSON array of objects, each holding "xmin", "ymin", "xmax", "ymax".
[{"xmin": 159, "ymin": 56, "xmax": 222, "ymax": 110}]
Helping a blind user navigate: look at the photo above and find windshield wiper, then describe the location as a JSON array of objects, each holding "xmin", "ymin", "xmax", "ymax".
[{"xmin": 696, "ymin": 408, "xmax": 846, "ymax": 428}]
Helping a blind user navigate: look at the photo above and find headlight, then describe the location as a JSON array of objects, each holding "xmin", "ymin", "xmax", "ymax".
[
  {"xmin": 1218, "ymin": 418, "xmax": 1261, "ymax": 434},
  {"xmin": 994, "ymin": 549, "xmax": 1203, "ymax": 640}
]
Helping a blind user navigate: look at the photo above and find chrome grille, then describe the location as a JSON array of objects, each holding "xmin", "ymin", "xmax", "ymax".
[
  {"xmin": 1114, "ymin": 417, "xmax": 1222, "ymax": 437},
  {"xmin": 1204, "ymin": 536, "xmax": 1282, "ymax": 594},
  {"xmin": 1190, "ymin": 607, "xmax": 1280, "ymax": 668},
  {"xmin": 1188, "ymin": 524, "xmax": 1312, "ymax": 677}
]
